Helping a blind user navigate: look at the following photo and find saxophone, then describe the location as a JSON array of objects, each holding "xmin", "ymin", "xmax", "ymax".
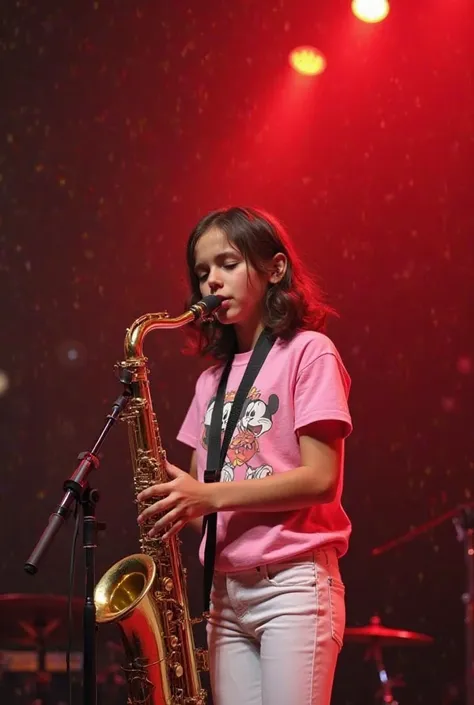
[{"xmin": 94, "ymin": 294, "xmax": 222, "ymax": 705}]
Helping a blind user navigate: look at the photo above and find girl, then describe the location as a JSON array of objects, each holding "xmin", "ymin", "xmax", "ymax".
[{"xmin": 137, "ymin": 206, "xmax": 352, "ymax": 705}]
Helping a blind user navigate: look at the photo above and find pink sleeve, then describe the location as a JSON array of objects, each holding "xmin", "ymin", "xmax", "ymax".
[
  {"xmin": 177, "ymin": 383, "xmax": 201, "ymax": 450},
  {"xmin": 294, "ymin": 351, "xmax": 352, "ymax": 438}
]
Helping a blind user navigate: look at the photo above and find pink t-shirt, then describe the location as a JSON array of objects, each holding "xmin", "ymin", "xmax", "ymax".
[{"xmin": 177, "ymin": 330, "xmax": 352, "ymax": 573}]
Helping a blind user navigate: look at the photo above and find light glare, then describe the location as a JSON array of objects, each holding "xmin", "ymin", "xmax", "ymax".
[
  {"xmin": 289, "ymin": 46, "xmax": 327, "ymax": 77},
  {"xmin": 352, "ymin": 0, "xmax": 390, "ymax": 23}
]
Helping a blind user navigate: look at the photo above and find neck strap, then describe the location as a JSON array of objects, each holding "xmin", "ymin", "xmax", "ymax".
[{"xmin": 202, "ymin": 329, "xmax": 275, "ymax": 610}]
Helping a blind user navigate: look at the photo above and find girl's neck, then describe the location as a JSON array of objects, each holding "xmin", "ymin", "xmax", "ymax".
[{"xmin": 234, "ymin": 319, "xmax": 264, "ymax": 353}]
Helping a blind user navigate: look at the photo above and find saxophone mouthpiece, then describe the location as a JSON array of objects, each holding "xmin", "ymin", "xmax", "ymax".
[{"xmin": 190, "ymin": 295, "xmax": 223, "ymax": 320}]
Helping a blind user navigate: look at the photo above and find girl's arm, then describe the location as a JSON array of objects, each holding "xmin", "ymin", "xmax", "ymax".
[
  {"xmin": 138, "ymin": 420, "xmax": 345, "ymax": 538},
  {"xmin": 212, "ymin": 420, "xmax": 342, "ymax": 513}
]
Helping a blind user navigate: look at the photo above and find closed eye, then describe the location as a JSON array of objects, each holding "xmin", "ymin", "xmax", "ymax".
[{"xmin": 196, "ymin": 262, "xmax": 238, "ymax": 281}]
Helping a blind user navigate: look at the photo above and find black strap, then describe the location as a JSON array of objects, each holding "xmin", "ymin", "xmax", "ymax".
[{"xmin": 202, "ymin": 329, "xmax": 275, "ymax": 611}]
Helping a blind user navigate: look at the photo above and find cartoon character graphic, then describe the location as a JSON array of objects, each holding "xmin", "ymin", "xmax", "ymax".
[
  {"xmin": 201, "ymin": 387, "xmax": 279, "ymax": 482},
  {"xmin": 245, "ymin": 464, "xmax": 273, "ymax": 480},
  {"xmin": 220, "ymin": 463, "xmax": 235, "ymax": 482},
  {"xmin": 202, "ymin": 398, "xmax": 232, "ymax": 448}
]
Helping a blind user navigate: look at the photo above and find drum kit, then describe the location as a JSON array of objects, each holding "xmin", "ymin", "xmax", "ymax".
[
  {"xmin": 0, "ymin": 593, "xmax": 125, "ymax": 705},
  {"xmin": 0, "ymin": 593, "xmax": 435, "ymax": 705}
]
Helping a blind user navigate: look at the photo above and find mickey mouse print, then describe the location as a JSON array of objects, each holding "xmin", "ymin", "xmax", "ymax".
[{"xmin": 201, "ymin": 387, "xmax": 280, "ymax": 482}]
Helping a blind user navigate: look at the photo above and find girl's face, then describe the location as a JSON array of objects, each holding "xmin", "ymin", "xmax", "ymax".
[{"xmin": 193, "ymin": 227, "xmax": 270, "ymax": 328}]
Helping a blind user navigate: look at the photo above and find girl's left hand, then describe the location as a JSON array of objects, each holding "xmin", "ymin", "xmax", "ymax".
[{"xmin": 136, "ymin": 461, "xmax": 215, "ymax": 539}]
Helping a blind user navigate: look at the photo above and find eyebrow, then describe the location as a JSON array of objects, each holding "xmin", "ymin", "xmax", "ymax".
[{"xmin": 194, "ymin": 250, "xmax": 241, "ymax": 271}]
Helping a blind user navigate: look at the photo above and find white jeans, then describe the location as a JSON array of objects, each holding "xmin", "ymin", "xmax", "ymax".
[{"xmin": 207, "ymin": 549, "xmax": 345, "ymax": 705}]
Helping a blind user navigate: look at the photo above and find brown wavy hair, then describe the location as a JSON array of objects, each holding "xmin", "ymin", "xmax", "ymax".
[{"xmin": 184, "ymin": 206, "xmax": 336, "ymax": 361}]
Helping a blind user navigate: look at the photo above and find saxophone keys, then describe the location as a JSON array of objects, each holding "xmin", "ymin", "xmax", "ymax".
[
  {"xmin": 161, "ymin": 577, "xmax": 174, "ymax": 593},
  {"xmin": 171, "ymin": 662, "xmax": 184, "ymax": 678}
]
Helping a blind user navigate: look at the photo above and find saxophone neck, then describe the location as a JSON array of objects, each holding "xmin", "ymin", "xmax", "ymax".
[
  {"xmin": 124, "ymin": 296, "xmax": 222, "ymax": 359},
  {"xmin": 124, "ymin": 310, "xmax": 195, "ymax": 359}
]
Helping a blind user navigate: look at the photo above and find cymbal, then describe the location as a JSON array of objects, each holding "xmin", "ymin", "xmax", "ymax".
[
  {"xmin": 0, "ymin": 593, "xmax": 83, "ymax": 647},
  {"xmin": 345, "ymin": 616, "xmax": 434, "ymax": 647}
]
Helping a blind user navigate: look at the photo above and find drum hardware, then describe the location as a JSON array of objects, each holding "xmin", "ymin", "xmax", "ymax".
[
  {"xmin": 0, "ymin": 593, "xmax": 126, "ymax": 704},
  {"xmin": 0, "ymin": 593, "xmax": 83, "ymax": 705},
  {"xmin": 345, "ymin": 614, "xmax": 434, "ymax": 704},
  {"xmin": 0, "ymin": 594, "xmax": 83, "ymax": 648},
  {"xmin": 372, "ymin": 502, "xmax": 474, "ymax": 705},
  {"xmin": 0, "ymin": 650, "xmax": 83, "ymax": 673}
]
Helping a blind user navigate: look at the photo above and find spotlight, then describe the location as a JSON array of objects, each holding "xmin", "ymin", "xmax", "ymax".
[
  {"xmin": 352, "ymin": 0, "xmax": 390, "ymax": 23},
  {"xmin": 289, "ymin": 46, "xmax": 327, "ymax": 76}
]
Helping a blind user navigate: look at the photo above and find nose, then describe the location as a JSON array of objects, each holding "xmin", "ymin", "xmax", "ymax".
[{"xmin": 206, "ymin": 268, "xmax": 223, "ymax": 293}]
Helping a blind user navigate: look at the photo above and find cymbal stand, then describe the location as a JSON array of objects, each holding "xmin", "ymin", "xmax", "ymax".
[
  {"xmin": 372, "ymin": 502, "xmax": 474, "ymax": 705},
  {"xmin": 366, "ymin": 642, "xmax": 398, "ymax": 705}
]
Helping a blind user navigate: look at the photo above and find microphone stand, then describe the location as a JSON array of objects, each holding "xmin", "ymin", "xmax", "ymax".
[
  {"xmin": 372, "ymin": 502, "xmax": 474, "ymax": 705},
  {"xmin": 24, "ymin": 370, "xmax": 133, "ymax": 705}
]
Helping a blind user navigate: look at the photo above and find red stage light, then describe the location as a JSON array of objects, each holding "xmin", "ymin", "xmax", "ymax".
[
  {"xmin": 289, "ymin": 46, "xmax": 327, "ymax": 76},
  {"xmin": 352, "ymin": 0, "xmax": 390, "ymax": 23}
]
